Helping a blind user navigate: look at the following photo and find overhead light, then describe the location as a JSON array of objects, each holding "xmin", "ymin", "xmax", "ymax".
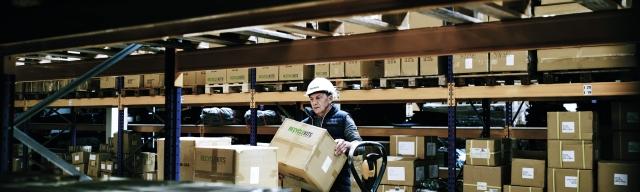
[
  {"xmin": 95, "ymin": 54, "xmax": 109, "ymax": 58},
  {"xmin": 197, "ymin": 42, "xmax": 210, "ymax": 49},
  {"xmin": 16, "ymin": 62, "xmax": 25, "ymax": 66},
  {"xmin": 39, "ymin": 60, "xmax": 51, "ymax": 64},
  {"xmin": 67, "ymin": 51, "xmax": 81, "ymax": 54}
]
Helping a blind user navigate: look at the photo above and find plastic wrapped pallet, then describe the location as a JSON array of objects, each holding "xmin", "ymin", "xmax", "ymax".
[
  {"xmin": 201, "ymin": 107, "xmax": 236, "ymax": 126},
  {"xmin": 243, "ymin": 110, "xmax": 282, "ymax": 125}
]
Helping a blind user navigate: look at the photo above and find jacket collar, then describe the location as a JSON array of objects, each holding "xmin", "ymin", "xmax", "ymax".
[{"xmin": 304, "ymin": 104, "xmax": 338, "ymax": 119}]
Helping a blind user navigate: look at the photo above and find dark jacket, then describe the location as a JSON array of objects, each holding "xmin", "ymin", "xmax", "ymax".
[{"xmin": 302, "ymin": 104, "xmax": 362, "ymax": 192}]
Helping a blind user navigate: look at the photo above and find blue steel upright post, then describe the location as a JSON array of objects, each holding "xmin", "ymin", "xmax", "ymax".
[
  {"xmin": 446, "ymin": 55, "xmax": 457, "ymax": 192},
  {"xmin": 0, "ymin": 66, "xmax": 15, "ymax": 174},
  {"xmin": 249, "ymin": 68, "xmax": 257, "ymax": 146},
  {"xmin": 116, "ymin": 76, "xmax": 125, "ymax": 176},
  {"xmin": 71, "ymin": 107, "xmax": 77, "ymax": 146},
  {"xmin": 164, "ymin": 47, "xmax": 181, "ymax": 180}
]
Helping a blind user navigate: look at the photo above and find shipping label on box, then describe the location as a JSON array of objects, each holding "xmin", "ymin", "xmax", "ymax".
[
  {"xmin": 99, "ymin": 76, "xmax": 117, "ymax": 89},
  {"xmin": 205, "ymin": 70, "xmax": 226, "ymax": 84},
  {"xmin": 124, "ymin": 75, "xmax": 142, "ymax": 88},
  {"xmin": 465, "ymin": 139, "xmax": 506, "ymax": 166},
  {"xmin": 376, "ymin": 185, "xmax": 414, "ymax": 192},
  {"xmin": 329, "ymin": 62, "xmax": 345, "ymax": 78},
  {"xmin": 227, "ymin": 68, "xmax": 248, "ymax": 83},
  {"xmin": 378, "ymin": 156, "xmax": 425, "ymax": 186},
  {"xmin": 400, "ymin": 57, "xmax": 419, "ymax": 76},
  {"xmin": 503, "ymin": 185, "xmax": 544, "ymax": 192},
  {"xmin": 463, "ymin": 165, "xmax": 504, "ymax": 192},
  {"xmin": 157, "ymin": 137, "xmax": 232, "ymax": 181},
  {"xmin": 598, "ymin": 161, "xmax": 640, "ymax": 192},
  {"xmin": 419, "ymin": 55, "xmax": 440, "ymax": 76},
  {"xmin": 269, "ymin": 119, "xmax": 347, "ymax": 192},
  {"xmin": 256, "ymin": 66, "xmax": 279, "ymax": 82},
  {"xmin": 613, "ymin": 131, "xmax": 640, "ymax": 161},
  {"xmin": 390, "ymin": 135, "xmax": 437, "ymax": 160},
  {"xmin": 547, "ymin": 111, "xmax": 595, "ymax": 140},
  {"xmin": 548, "ymin": 140, "xmax": 593, "ymax": 169},
  {"xmin": 511, "ymin": 158, "xmax": 546, "ymax": 188},
  {"xmin": 490, "ymin": 50, "xmax": 528, "ymax": 72},
  {"xmin": 314, "ymin": 63, "xmax": 330, "ymax": 78},
  {"xmin": 384, "ymin": 58, "xmax": 401, "ymax": 77},
  {"xmin": 547, "ymin": 168, "xmax": 593, "ymax": 192},
  {"xmin": 143, "ymin": 172, "xmax": 157, "ymax": 181},
  {"xmin": 453, "ymin": 53, "xmax": 489, "ymax": 74},
  {"xmin": 195, "ymin": 145, "xmax": 278, "ymax": 188}
]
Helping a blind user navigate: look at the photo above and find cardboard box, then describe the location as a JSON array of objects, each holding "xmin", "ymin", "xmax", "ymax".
[
  {"xmin": 538, "ymin": 44, "xmax": 636, "ymax": 71},
  {"xmin": 227, "ymin": 68, "xmax": 248, "ymax": 83},
  {"xmin": 157, "ymin": 137, "xmax": 232, "ymax": 181},
  {"xmin": 453, "ymin": 53, "xmax": 489, "ymax": 74},
  {"xmin": 401, "ymin": 57, "xmax": 419, "ymax": 76},
  {"xmin": 143, "ymin": 172, "xmax": 157, "ymax": 181},
  {"xmin": 196, "ymin": 71, "xmax": 207, "ymax": 85},
  {"xmin": 69, "ymin": 145, "xmax": 92, "ymax": 153},
  {"xmin": 541, "ymin": 0, "xmax": 576, "ymax": 5},
  {"xmin": 99, "ymin": 144, "xmax": 110, "ymax": 153},
  {"xmin": 598, "ymin": 161, "xmax": 640, "ymax": 192},
  {"xmin": 12, "ymin": 158, "xmax": 21, "ymax": 172},
  {"xmin": 384, "ymin": 58, "xmax": 401, "ymax": 77},
  {"xmin": 612, "ymin": 102, "xmax": 640, "ymax": 131},
  {"xmin": 346, "ymin": 60, "xmax": 384, "ymax": 78},
  {"xmin": 137, "ymin": 152, "xmax": 156, "ymax": 173},
  {"xmin": 547, "ymin": 111, "xmax": 594, "ymax": 140},
  {"xmin": 612, "ymin": 131, "xmax": 640, "ymax": 161},
  {"xmin": 379, "ymin": 156, "xmax": 425, "ymax": 186},
  {"xmin": 101, "ymin": 172, "xmax": 112, "ymax": 180},
  {"xmin": 269, "ymin": 119, "xmax": 347, "ymax": 192},
  {"xmin": 548, "ymin": 140, "xmax": 593, "ymax": 169},
  {"xmin": 182, "ymin": 71, "xmax": 198, "ymax": 86},
  {"xmin": 314, "ymin": 63, "xmax": 330, "ymax": 78},
  {"xmin": 101, "ymin": 161, "xmax": 115, "ymax": 173},
  {"xmin": 490, "ymin": 50, "xmax": 528, "ymax": 72},
  {"xmin": 111, "ymin": 131, "xmax": 141, "ymax": 154},
  {"xmin": 547, "ymin": 168, "xmax": 593, "ymax": 192},
  {"xmin": 72, "ymin": 151, "xmax": 90, "ymax": 164},
  {"xmin": 75, "ymin": 163, "xmax": 87, "ymax": 174},
  {"xmin": 534, "ymin": 3, "xmax": 591, "ymax": 17},
  {"xmin": 511, "ymin": 158, "xmax": 546, "ymax": 187},
  {"xmin": 256, "ymin": 66, "xmax": 279, "ymax": 82},
  {"xmin": 205, "ymin": 70, "xmax": 226, "ymax": 84},
  {"xmin": 344, "ymin": 60, "xmax": 361, "ymax": 77},
  {"xmin": 330, "ymin": 62, "xmax": 345, "ymax": 78},
  {"xmin": 377, "ymin": 185, "xmax": 414, "ymax": 192},
  {"xmin": 503, "ymin": 185, "xmax": 543, "ymax": 192},
  {"xmin": 143, "ymin": 73, "xmax": 164, "ymax": 88},
  {"xmin": 88, "ymin": 153, "xmax": 110, "ymax": 168},
  {"xmin": 194, "ymin": 145, "xmax": 278, "ymax": 187},
  {"xmin": 99, "ymin": 76, "xmax": 117, "ymax": 89},
  {"xmin": 281, "ymin": 175, "xmax": 303, "ymax": 192},
  {"xmin": 279, "ymin": 64, "xmax": 314, "ymax": 81},
  {"xmin": 408, "ymin": 12, "xmax": 442, "ymax": 28},
  {"xmin": 465, "ymin": 139, "xmax": 506, "ymax": 166},
  {"xmin": 390, "ymin": 135, "xmax": 438, "ymax": 160},
  {"xmin": 124, "ymin": 75, "xmax": 142, "ymax": 88},
  {"xmin": 463, "ymin": 165, "xmax": 505, "ymax": 192},
  {"xmin": 419, "ymin": 55, "xmax": 442, "ymax": 76}
]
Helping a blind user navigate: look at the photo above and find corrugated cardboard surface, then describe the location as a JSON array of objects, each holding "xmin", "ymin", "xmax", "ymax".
[
  {"xmin": 359, "ymin": 60, "xmax": 384, "ymax": 79},
  {"xmin": 547, "ymin": 111, "xmax": 594, "ymax": 140},
  {"xmin": 503, "ymin": 185, "xmax": 543, "ymax": 192},
  {"xmin": 194, "ymin": 147, "xmax": 235, "ymax": 184},
  {"xmin": 157, "ymin": 137, "xmax": 232, "ymax": 181},
  {"xmin": 465, "ymin": 139, "xmax": 504, "ymax": 166},
  {"xmin": 453, "ymin": 53, "xmax": 489, "ymax": 74},
  {"xmin": 279, "ymin": 65, "xmax": 313, "ymax": 81},
  {"xmin": 330, "ymin": 62, "xmax": 345, "ymax": 78},
  {"xmin": 194, "ymin": 145, "xmax": 278, "ymax": 188},
  {"xmin": 384, "ymin": 58, "xmax": 401, "ymax": 77},
  {"xmin": 344, "ymin": 60, "xmax": 361, "ymax": 77},
  {"xmin": 281, "ymin": 175, "xmax": 303, "ymax": 192},
  {"xmin": 612, "ymin": 131, "xmax": 640, "ymax": 161},
  {"xmin": 538, "ymin": 44, "xmax": 636, "ymax": 71},
  {"xmin": 419, "ymin": 56, "xmax": 441, "ymax": 76},
  {"xmin": 143, "ymin": 74, "xmax": 164, "ymax": 88},
  {"xmin": 143, "ymin": 172, "xmax": 157, "ymax": 181},
  {"xmin": 408, "ymin": 12, "xmax": 442, "ymax": 28},
  {"xmin": 511, "ymin": 158, "xmax": 546, "ymax": 187},
  {"xmin": 137, "ymin": 152, "xmax": 156, "ymax": 173},
  {"xmin": 227, "ymin": 68, "xmax": 248, "ymax": 83},
  {"xmin": 72, "ymin": 151, "xmax": 90, "ymax": 164},
  {"xmin": 541, "ymin": 0, "xmax": 576, "ymax": 5},
  {"xmin": 99, "ymin": 76, "xmax": 117, "ymax": 89},
  {"xmin": 463, "ymin": 165, "xmax": 504, "ymax": 192},
  {"xmin": 182, "ymin": 71, "xmax": 198, "ymax": 86},
  {"xmin": 376, "ymin": 185, "xmax": 414, "ymax": 192},
  {"xmin": 314, "ymin": 63, "xmax": 330, "ymax": 78},
  {"xmin": 390, "ymin": 135, "xmax": 437, "ymax": 160},
  {"xmin": 196, "ymin": 71, "xmax": 207, "ymax": 85},
  {"xmin": 598, "ymin": 161, "xmax": 640, "ymax": 192},
  {"xmin": 547, "ymin": 140, "xmax": 593, "ymax": 169},
  {"xmin": 490, "ymin": 50, "xmax": 528, "ymax": 72},
  {"xmin": 256, "ymin": 66, "xmax": 279, "ymax": 82},
  {"xmin": 379, "ymin": 156, "xmax": 424, "ymax": 186},
  {"xmin": 206, "ymin": 70, "xmax": 226, "ymax": 84},
  {"xmin": 270, "ymin": 119, "xmax": 346, "ymax": 192},
  {"xmin": 547, "ymin": 168, "xmax": 593, "ymax": 192},
  {"xmin": 534, "ymin": 3, "xmax": 591, "ymax": 17},
  {"xmin": 401, "ymin": 57, "xmax": 419, "ymax": 76},
  {"xmin": 124, "ymin": 75, "xmax": 142, "ymax": 88},
  {"xmin": 611, "ymin": 102, "xmax": 640, "ymax": 131}
]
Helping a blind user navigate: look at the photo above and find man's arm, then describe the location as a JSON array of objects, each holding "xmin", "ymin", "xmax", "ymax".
[{"xmin": 344, "ymin": 115, "xmax": 362, "ymax": 142}]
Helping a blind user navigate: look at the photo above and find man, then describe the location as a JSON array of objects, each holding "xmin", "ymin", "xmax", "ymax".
[{"xmin": 302, "ymin": 77, "xmax": 362, "ymax": 191}]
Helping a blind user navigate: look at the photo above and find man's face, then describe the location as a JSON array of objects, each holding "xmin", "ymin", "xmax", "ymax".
[{"xmin": 308, "ymin": 92, "xmax": 332, "ymax": 116}]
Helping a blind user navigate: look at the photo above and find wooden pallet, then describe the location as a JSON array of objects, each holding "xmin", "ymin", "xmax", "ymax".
[
  {"xmin": 539, "ymin": 69, "xmax": 636, "ymax": 84},
  {"xmin": 380, "ymin": 76, "xmax": 447, "ymax": 88},
  {"xmin": 98, "ymin": 89, "xmax": 118, "ymax": 97},
  {"xmin": 256, "ymin": 81, "xmax": 307, "ymax": 92},
  {"xmin": 454, "ymin": 72, "xmax": 531, "ymax": 86},
  {"xmin": 182, "ymin": 85, "xmax": 205, "ymax": 95},
  {"xmin": 205, "ymin": 83, "xmax": 249, "ymax": 94},
  {"xmin": 329, "ymin": 78, "xmax": 376, "ymax": 90}
]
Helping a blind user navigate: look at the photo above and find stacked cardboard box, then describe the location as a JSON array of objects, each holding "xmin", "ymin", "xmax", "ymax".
[
  {"xmin": 256, "ymin": 66, "xmax": 279, "ymax": 82},
  {"xmin": 504, "ymin": 158, "xmax": 545, "ymax": 192},
  {"xmin": 194, "ymin": 145, "xmax": 278, "ymax": 187},
  {"xmin": 136, "ymin": 152, "xmax": 156, "ymax": 179},
  {"xmin": 538, "ymin": 44, "xmax": 636, "ymax": 72},
  {"xmin": 100, "ymin": 160, "xmax": 115, "ymax": 178},
  {"xmin": 71, "ymin": 151, "xmax": 90, "ymax": 175},
  {"xmin": 534, "ymin": 1, "xmax": 591, "ymax": 18},
  {"xmin": 380, "ymin": 135, "xmax": 438, "ymax": 190},
  {"xmin": 463, "ymin": 139, "xmax": 510, "ymax": 192},
  {"xmin": 157, "ymin": 137, "xmax": 232, "ymax": 181},
  {"xmin": 599, "ymin": 102, "xmax": 640, "ymax": 192},
  {"xmin": 279, "ymin": 64, "xmax": 314, "ymax": 81},
  {"xmin": 453, "ymin": 53, "xmax": 490, "ymax": 74},
  {"xmin": 547, "ymin": 111, "xmax": 595, "ymax": 192},
  {"xmin": 270, "ymin": 119, "xmax": 347, "ymax": 192}
]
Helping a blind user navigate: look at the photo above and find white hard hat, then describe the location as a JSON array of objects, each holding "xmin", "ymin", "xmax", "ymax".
[{"xmin": 305, "ymin": 78, "xmax": 337, "ymax": 97}]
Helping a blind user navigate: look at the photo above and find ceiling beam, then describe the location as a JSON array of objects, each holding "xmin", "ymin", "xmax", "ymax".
[
  {"xmin": 72, "ymin": 48, "xmax": 119, "ymax": 56},
  {"xmin": 462, "ymin": 2, "xmax": 525, "ymax": 19},
  {"xmin": 338, "ymin": 16, "xmax": 397, "ymax": 31},
  {"xmin": 272, "ymin": 25, "xmax": 334, "ymax": 37},
  {"xmin": 418, "ymin": 7, "xmax": 483, "ymax": 24},
  {"xmin": 1, "ymin": 0, "xmax": 496, "ymax": 55},
  {"xmin": 177, "ymin": 35, "xmax": 250, "ymax": 46},
  {"xmin": 14, "ymin": 10, "xmax": 637, "ymax": 81},
  {"xmin": 233, "ymin": 28, "xmax": 304, "ymax": 41}
]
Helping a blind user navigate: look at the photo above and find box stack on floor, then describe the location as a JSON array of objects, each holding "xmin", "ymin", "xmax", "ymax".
[
  {"xmin": 157, "ymin": 137, "xmax": 232, "ymax": 181},
  {"xmin": 598, "ymin": 102, "xmax": 640, "ymax": 192},
  {"xmin": 11, "ymin": 144, "xmax": 24, "ymax": 172},
  {"xmin": 375, "ymin": 135, "xmax": 438, "ymax": 191},
  {"xmin": 546, "ymin": 111, "xmax": 595, "ymax": 192},
  {"xmin": 68, "ymin": 145, "xmax": 92, "ymax": 176},
  {"xmin": 138, "ymin": 152, "xmax": 157, "ymax": 181},
  {"xmin": 110, "ymin": 130, "xmax": 143, "ymax": 177},
  {"xmin": 463, "ymin": 138, "xmax": 511, "ymax": 192},
  {"xmin": 504, "ymin": 158, "xmax": 545, "ymax": 192}
]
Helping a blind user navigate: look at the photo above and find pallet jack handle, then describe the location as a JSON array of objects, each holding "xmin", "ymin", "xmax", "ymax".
[{"xmin": 348, "ymin": 141, "xmax": 387, "ymax": 192}]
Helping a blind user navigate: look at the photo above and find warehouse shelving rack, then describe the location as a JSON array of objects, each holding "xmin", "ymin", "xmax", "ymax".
[{"xmin": 1, "ymin": 0, "xmax": 638, "ymax": 190}]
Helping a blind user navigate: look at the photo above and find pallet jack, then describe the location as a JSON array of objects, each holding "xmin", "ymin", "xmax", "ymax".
[{"xmin": 348, "ymin": 141, "xmax": 387, "ymax": 192}]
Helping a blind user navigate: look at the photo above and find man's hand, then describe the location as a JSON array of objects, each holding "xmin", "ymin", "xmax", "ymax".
[{"xmin": 335, "ymin": 139, "xmax": 351, "ymax": 155}]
